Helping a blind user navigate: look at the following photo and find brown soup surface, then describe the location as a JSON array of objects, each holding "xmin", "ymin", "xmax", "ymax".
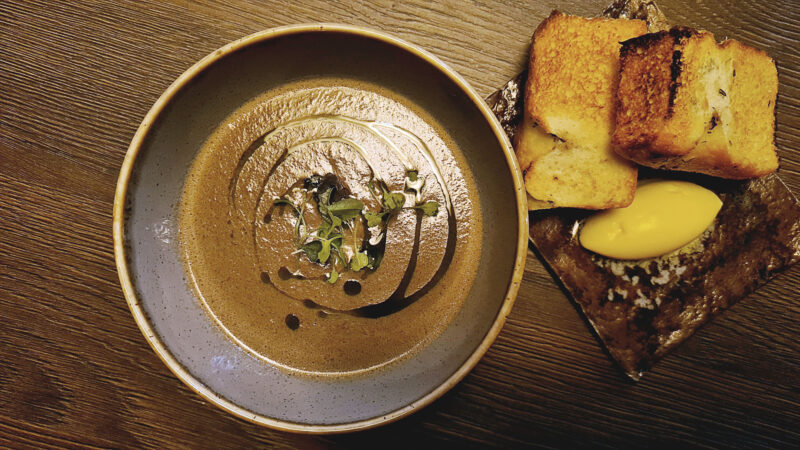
[{"xmin": 179, "ymin": 78, "xmax": 482, "ymax": 376}]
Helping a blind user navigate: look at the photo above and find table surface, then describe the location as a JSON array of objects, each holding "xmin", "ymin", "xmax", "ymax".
[{"xmin": 2, "ymin": 0, "xmax": 799, "ymax": 447}]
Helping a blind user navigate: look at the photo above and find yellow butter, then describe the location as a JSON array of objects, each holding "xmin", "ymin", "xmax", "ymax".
[{"xmin": 579, "ymin": 180, "xmax": 722, "ymax": 260}]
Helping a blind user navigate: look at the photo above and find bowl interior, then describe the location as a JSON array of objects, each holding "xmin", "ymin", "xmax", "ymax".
[{"xmin": 121, "ymin": 26, "xmax": 522, "ymax": 430}]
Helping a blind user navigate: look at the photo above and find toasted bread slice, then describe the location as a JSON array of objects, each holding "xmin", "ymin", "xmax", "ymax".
[
  {"xmin": 613, "ymin": 28, "xmax": 778, "ymax": 179},
  {"xmin": 516, "ymin": 113, "xmax": 638, "ymax": 209},
  {"xmin": 518, "ymin": 12, "xmax": 645, "ymax": 209}
]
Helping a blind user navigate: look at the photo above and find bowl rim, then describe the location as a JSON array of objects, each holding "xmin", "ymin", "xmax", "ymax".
[{"xmin": 112, "ymin": 23, "xmax": 528, "ymax": 434}]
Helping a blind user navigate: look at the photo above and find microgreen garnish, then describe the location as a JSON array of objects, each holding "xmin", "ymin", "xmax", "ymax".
[
  {"xmin": 362, "ymin": 180, "xmax": 408, "ymax": 226},
  {"xmin": 328, "ymin": 198, "xmax": 364, "ymax": 220},
  {"xmin": 273, "ymin": 170, "xmax": 438, "ymax": 283},
  {"xmin": 383, "ymin": 192, "xmax": 406, "ymax": 211},
  {"xmin": 319, "ymin": 234, "xmax": 341, "ymax": 264},
  {"xmin": 364, "ymin": 211, "xmax": 384, "ymax": 228},
  {"xmin": 327, "ymin": 266, "xmax": 339, "ymax": 284},
  {"xmin": 350, "ymin": 251, "xmax": 370, "ymax": 272},
  {"xmin": 273, "ymin": 196, "xmax": 297, "ymax": 210},
  {"xmin": 274, "ymin": 194, "xmax": 308, "ymax": 244},
  {"xmin": 414, "ymin": 200, "xmax": 439, "ymax": 217},
  {"xmin": 300, "ymin": 240, "xmax": 321, "ymax": 261},
  {"xmin": 317, "ymin": 219, "xmax": 334, "ymax": 240}
]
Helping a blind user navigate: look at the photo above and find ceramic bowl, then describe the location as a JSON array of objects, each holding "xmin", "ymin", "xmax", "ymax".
[{"xmin": 113, "ymin": 24, "xmax": 527, "ymax": 433}]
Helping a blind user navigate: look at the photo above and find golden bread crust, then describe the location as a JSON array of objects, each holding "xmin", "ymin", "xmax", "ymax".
[
  {"xmin": 527, "ymin": 12, "xmax": 648, "ymax": 144},
  {"xmin": 518, "ymin": 12, "xmax": 645, "ymax": 209}
]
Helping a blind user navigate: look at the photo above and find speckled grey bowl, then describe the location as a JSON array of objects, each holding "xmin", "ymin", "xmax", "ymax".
[{"xmin": 113, "ymin": 24, "xmax": 527, "ymax": 433}]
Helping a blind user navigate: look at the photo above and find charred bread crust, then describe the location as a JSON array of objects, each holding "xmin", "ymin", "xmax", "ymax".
[
  {"xmin": 614, "ymin": 27, "xmax": 698, "ymax": 159},
  {"xmin": 613, "ymin": 27, "xmax": 779, "ymax": 179}
]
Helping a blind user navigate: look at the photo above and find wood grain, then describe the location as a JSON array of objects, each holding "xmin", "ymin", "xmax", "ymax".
[{"xmin": 1, "ymin": 0, "xmax": 798, "ymax": 447}]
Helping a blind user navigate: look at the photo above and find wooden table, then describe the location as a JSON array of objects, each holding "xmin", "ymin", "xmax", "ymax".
[{"xmin": 3, "ymin": 0, "xmax": 799, "ymax": 447}]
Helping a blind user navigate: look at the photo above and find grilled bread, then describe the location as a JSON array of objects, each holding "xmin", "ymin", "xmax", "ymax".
[
  {"xmin": 612, "ymin": 28, "xmax": 779, "ymax": 179},
  {"xmin": 517, "ymin": 12, "xmax": 646, "ymax": 209}
]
